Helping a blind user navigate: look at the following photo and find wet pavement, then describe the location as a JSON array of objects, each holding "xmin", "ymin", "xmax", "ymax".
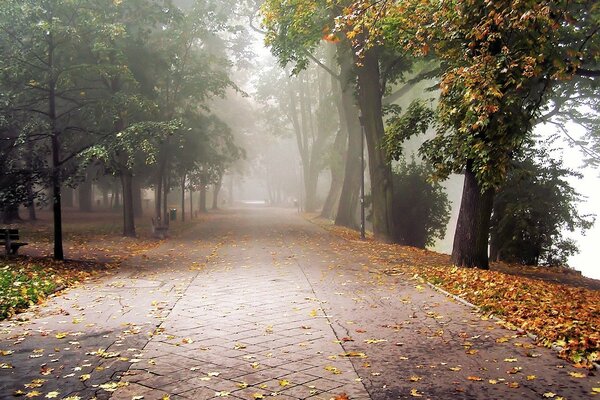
[{"xmin": 0, "ymin": 208, "xmax": 597, "ymax": 399}]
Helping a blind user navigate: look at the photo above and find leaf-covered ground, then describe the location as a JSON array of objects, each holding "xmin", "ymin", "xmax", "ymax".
[
  {"xmin": 0, "ymin": 259, "xmax": 111, "ymax": 320},
  {"xmin": 313, "ymin": 217, "xmax": 600, "ymax": 368},
  {"xmin": 0, "ymin": 209, "xmax": 195, "ymax": 321}
]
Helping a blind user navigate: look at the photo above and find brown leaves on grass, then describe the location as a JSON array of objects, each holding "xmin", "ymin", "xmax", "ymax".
[{"xmin": 317, "ymin": 219, "xmax": 599, "ymax": 367}]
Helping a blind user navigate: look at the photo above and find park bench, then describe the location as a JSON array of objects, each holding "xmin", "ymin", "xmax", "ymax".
[{"xmin": 0, "ymin": 228, "xmax": 28, "ymax": 255}]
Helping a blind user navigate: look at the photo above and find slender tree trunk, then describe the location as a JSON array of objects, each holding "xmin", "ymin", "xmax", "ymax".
[
  {"xmin": 25, "ymin": 141, "xmax": 37, "ymax": 221},
  {"xmin": 451, "ymin": 160, "xmax": 494, "ymax": 269},
  {"xmin": 63, "ymin": 188, "xmax": 74, "ymax": 208},
  {"xmin": 321, "ymin": 131, "xmax": 345, "ymax": 220},
  {"xmin": 155, "ymin": 176, "xmax": 162, "ymax": 225},
  {"xmin": 47, "ymin": 29, "xmax": 64, "ymax": 260},
  {"xmin": 113, "ymin": 183, "xmax": 121, "ymax": 209},
  {"xmin": 78, "ymin": 173, "xmax": 93, "ymax": 212},
  {"xmin": 132, "ymin": 177, "xmax": 143, "ymax": 217},
  {"xmin": 212, "ymin": 175, "xmax": 222, "ymax": 210},
  {"xmin": 102, "ymin": 189, "xmax": 109, "ymax": 208},
  {"xmin": 335, "ymin": 49, "xmax": 362, "ymax": 229},
  {"xmin": 199, "ymin": 182, "xmax": 207, "ymax": 213},
  {"xmin": 26, "ymin": 183, "xmax": 37, "ymax": 221},
  {"xmin": 1, "ymin": 206, "xmax": 21, "ymax": 224},
  {"xmin": 355, "ymin": 48, "xmax": 396, "ymax": 242},
  {"xmin": 181, "ymin": 173, "xmax": 186, "ymax": 222},
  {"xmin": 189, "ymin": 189, "xmax": 193, "ymax": 219},
  {"xmin": 51, "ymin": 134, "xmax": 64, "ymax": 260},
  {"xmin": 162, "ymin": 174, "xmax": 169, "ymax": 225},
  {"xmin": 121, "ymin": 172, "xmax": 136, "ymax": 237}
]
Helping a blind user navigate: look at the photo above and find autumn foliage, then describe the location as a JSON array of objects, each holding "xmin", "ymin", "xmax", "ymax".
[{"xmin": 316, "ymin": 218, "xmax": 599, "ymax": 368}]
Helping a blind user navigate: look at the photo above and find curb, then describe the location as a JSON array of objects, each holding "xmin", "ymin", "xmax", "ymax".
[{"xmin": 422, "ymin": 279, "xmax": 600, "ymax": 371}]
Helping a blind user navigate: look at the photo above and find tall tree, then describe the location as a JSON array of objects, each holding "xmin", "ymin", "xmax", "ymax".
[
  {"xmin": 0, "ymin": 0, "xmax": 127, "ymax": 259},
  {"xmin": 353, "ymin": 0, "xmax": 600, "ymax": 267}
]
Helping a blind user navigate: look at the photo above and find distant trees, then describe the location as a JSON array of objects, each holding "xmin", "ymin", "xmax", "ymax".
[
  {"xmin": 392, "ymin": 159, "xmax": 450, "ymax": 248},
  {"xmin": 490, "ymin": 146, "xmax": 593, "ymax": 266},
  {"xmin": 0, "ymin": 0, "xmax": 245, "ymax": 259}
]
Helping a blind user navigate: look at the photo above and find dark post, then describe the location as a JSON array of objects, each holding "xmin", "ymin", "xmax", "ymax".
[{"xmin": 359, "ymin": 114, "xmax": 366, "ymax": 240}]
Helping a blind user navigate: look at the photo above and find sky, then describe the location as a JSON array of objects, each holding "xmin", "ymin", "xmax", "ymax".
[{"xmin": 552, "ymin": 126, "xmax": 600, "ymax": 280}]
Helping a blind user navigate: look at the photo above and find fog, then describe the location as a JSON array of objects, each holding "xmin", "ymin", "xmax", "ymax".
[{"xmin": 1, "ymin": 0, "xmax": 598, "ymax": 280}]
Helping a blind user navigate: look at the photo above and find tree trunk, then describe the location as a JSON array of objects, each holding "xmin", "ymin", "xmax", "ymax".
[
  {"xmin": 321, "ymin": 128, "xmax": 345, "ymax": 219},
  {"xmin": 102, "ymin": 189, "xmax": 109, "ymax": 208},
  {"xmin": 155, "ymin": 175, "xmax": 163, "ymax": 225},
  {"xmin": 133, "ymin": 177, "xmax": 143, "ymax": 217},
  {"xmin": 113, "ymin": 183, "xmax": 121, "ymax": 209},
  {"xmin": 336, "ymin": 47, "xmax": 363, "ymax": 229},
  {"xmin": 199, "ymin": 183, "xmax": 207, "ymax": 213},
  {"xmin": 355, "ymin": 48, "xmax": 396, "ymax": 242},
  {"xmin": 26, "ymin": 181, "xmax": 37, "ymax": 221},
  {"xmin": 121, "ymin": 172, "xmax": 136, "ymax": 237},
  {"xmin": 212, "ymin": 175, "xmax": 222, "ymax": 210},
  {"xmin": 189, "ymin": 189, "xmax": 193, "ymax": 219},
  {"xmin": 63, "ymin": 187, "xmax": 74, "ymax": 208},
  {"xmin": 451, "ymin": 161, "xmax": 494, "ymax": 269},
  {"xmin": 78, "ymin": 177, "xmax": 93, "ymax": 212},
  {"xmin": 51, "ymin": 134, "xmax": 64, "ymax": 260},
  {"xmin": 181, "ymin": 173, "xmax": 186, "ymax": 222},
  {"xmin": 162, "ymin": 174, "xmax": 169, "ymax": 225},
  {"xmin": 1, "ymin": 205, "xmax": 21, "ymax": 224}
]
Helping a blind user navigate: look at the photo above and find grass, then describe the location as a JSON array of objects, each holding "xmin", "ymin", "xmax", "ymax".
[{"xmin": 0, "ymin": 264, "xmax": 56, "ymax": 319}]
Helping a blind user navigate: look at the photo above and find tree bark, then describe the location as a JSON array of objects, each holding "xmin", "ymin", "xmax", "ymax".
[
  {"xmin": 321, "ymin": 129, "xmax": 345, "ymax": 219},
  {"xmin": 132, "ymin": 177, "xmax": 143, "ymax": 217},
  {"xmin": 181, "ymin": 173, "xmax": 186, "ymax": 222},
  {"xmin": 51, "ymin": 133, "xmax": 64, "ymax": 260},
  {"xmin": 355, "ymin": 47, "xmax": 396, "ymax": 242},
  {"xmin": 162, "ymin": 174, "xmax": 169, "ymax": 225},
  {"xmin": 199, "ymin": 181, "xmax": 207, "ymax": 213},
  {"xmin": 189, "ymin": 189, "xmax": 193, "ymax": 219},
  {"xmin": 63, "ymin": 188, "xmax": 74, "ymax": 208},
  {"xmin": 1, "ymin": 206, "xmax": 21, "ymax": 224},
  {"xmin": 78, "ymin": 177, "xmax": 93, "ymax": 212},
  {"xmin": 212, "ymin": 175, "xmax": 223, "ymax": 210},
  {"xmin": 120, "ymin": 172, "xmax": 136, "ymax": 237},
  {"xmin": 451, "ymin": 160, "xmax": 494, "ymax": 269},
  {"xmin": 26, "ymin": 182, "xmax": 37, "ymax": 221}
]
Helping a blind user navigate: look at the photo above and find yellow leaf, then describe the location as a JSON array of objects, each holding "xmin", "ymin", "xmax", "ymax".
[
  {"xmin": 542, "ymin": 393, "xmax": 556, "ymax": 399},
  {"xmin": 365, "ymin": 339, "xmax": 387, "ymax": 344},
  {"xmin": 252, "ymin": 394, "xmax": 264, "ymax": 399},
  {"xmin": 55, "ymin": 332, "xmax": 68, "ymax": 339},
  {"xmin": 488, "ymin": 379, "xmax": 498, "ymax": 384},
  {"xmin": 214, "ymin": 391, "xmax": 230, "ymax": 397},
  {"xmin": 467, "ymin": 376, "xmax": 482, "ymax": 381},
  {"xmin": 504, "ymin": 358, "xmax": 518, "ymax": 362},
  {"xmin": 132, "ymin": 397, "xmax": 144, "ymax": 400},
  {"xmin": 409, "ymin": 376, "xmax": 421, "ymax": 382},
  {"xmin": 79, "ymin": 374, "xmax": 90, "ymax": 381},
  {"xmin": 508, "ymin": 382, "xmax": 519, "ymax": 388},
  {"xmin": 325, "ymin": 365, "xmax": 341, "ymax": 375},
  {"xmin": 410, "ymin": 388, "xmax": 423, "ymax": 397},
  {"xmin": 309, "ymin": 309, "xmax": 318, "ymax": 317},
  {"xmin": 569, "ymin": 371, "xmax": 586, "ymax": 378},
  {"xmin": 237, "ymin": 383, "xmax": 248, "ymax": 389},
  {"xmin": 279, "ymin": 379, "xmax": 290, "ymax": 387},
  {"xmin": 449, "ymin": 367, "xmax": 461, "ymax": 371},
  {"xmin": 592, "ymin": 388, "xmax": 600, "ymax": 393},
  {"xmin": 526, "ymin": 375, "xmax": 536, "ymax": 381},
  {"xmin": 45, "ymin": 392, "xmax": 60, "ymax": 399}
]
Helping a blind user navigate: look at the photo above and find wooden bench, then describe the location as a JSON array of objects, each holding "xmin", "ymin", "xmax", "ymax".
[{"xmin": 0, "ymin": 228, "xmax": 28, "ymax": 255}]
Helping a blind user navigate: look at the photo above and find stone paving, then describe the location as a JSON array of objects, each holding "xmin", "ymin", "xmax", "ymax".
[{"xmin": 0, "ymin": 208, "xmax": 598, "ymax": 400}]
